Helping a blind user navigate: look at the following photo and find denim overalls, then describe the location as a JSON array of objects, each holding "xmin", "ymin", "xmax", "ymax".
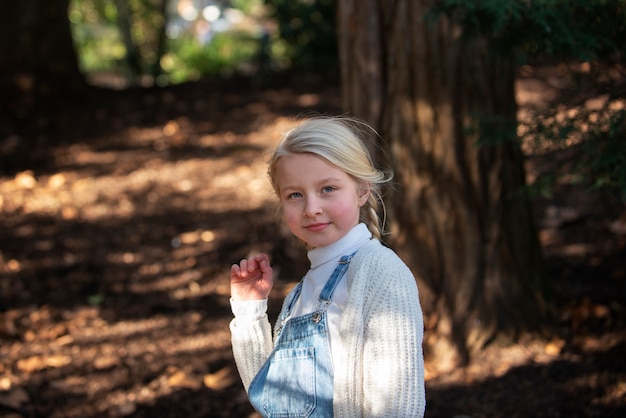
[{"xmin": 248, "ymin": 253, "xmax": 354, "ymax": 418}]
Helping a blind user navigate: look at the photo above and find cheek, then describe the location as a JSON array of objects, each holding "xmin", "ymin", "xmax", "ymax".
[
  {"xmin": 281, "ymin": 205, "xmax": 300, "ymax": 226},
  {"xmin": 331, "ymin": 199, "xmax": 361, "ymax": 221}
]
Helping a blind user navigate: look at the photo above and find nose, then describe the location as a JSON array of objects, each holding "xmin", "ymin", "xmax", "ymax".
[{"xmin": 303, "ymin": 196, "xmax": 322, "ymax": 217}]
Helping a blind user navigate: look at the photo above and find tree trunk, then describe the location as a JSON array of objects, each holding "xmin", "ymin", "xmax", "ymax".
[
  {"xmin": 114, "ymin": 0, "xmax": 142, "ymax": 86},
  {"xmin": 152, "ymin": 0, "xmax": 168, "ymax": 80},
  {"xmin": 0, "ymin": 0, "xmax": 85, "ymax": 110},
  {"xmin": 0, "ymin": 0, "xmax": 86, "ymax": 172},
  {"xmin": 338, "ymin": 0, "xmax": 549, "ymax": 368}
]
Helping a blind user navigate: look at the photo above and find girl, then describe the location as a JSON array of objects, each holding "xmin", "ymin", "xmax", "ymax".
[{"xmin": 230, "ymin": 116, "xmax": 425, "ymax": 417}]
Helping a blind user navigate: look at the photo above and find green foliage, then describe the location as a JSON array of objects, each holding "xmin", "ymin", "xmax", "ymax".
[
  {"xmin": 70, "ymin": 0, "xmax": 164, "ymax": 78},
  {"xmin": 126, "ymin": 0, "xmax": 167, "ymax": 72},
  {"xmin": 428, "ymin": 0, "xmax": 626, "ymax": 63},
  {"xmin": 231, "ymin": 0, "xmax": 265, "ymax": 15},
  {"xmin": 264, "ymin": 0, "xmax": 338, "ymax": 77},
  {"xmin": 162, "ymin": 31, "xmax": 261, "ymax": 83},
  {"xmin": 70, "ymin": 0, "xmax": 267, "ymax": 85},
  {"xmin": 69, "ymin": 0, "xmax": 125, "ymax": 73}
]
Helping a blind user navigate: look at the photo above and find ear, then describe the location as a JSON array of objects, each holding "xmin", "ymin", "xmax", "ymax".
[{"xmin": 357, "ymin": 183, "xmax": 371, "ymax": 207}]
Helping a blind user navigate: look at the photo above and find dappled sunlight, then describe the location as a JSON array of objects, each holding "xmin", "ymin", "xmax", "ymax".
[
  {"xmin": 0, "ymin": 107, "xmax": 303, "ymax": 221},
  {"xmin": 0, "ymin": 151, "xmax": 273, "ymax": 222},
  {"xmin": 1, "ymin": 69, "xmax": 623, "ymax": 416},
  {"xmin": 426, "ymin": 335, "xmax": 626, "ymax": 416},
  {"xmin": 517, "ymin": 63, "xmax": 626, "ymax": 157},
  {"xmin": 0, "ymin": 98, "xmax": 313, "ymax": 416},
  {"xmin": 7, "ymin": 304, "xmax": 236, "ymax": 417}
]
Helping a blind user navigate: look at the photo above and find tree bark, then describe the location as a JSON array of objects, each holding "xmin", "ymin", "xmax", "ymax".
[
  {"xmin": 338, "ymin": 0, "xmax": 384, "ymax": 127},
  {"xmin": 0, "ymin": 0, "xmax": 86, "ymax": 172},
  {"xmin": 338, "ymin": 0, "xmax": 548, "ymax": 368},
  {"xmin": 152, "ymin": 0, "xmax": 168, "ymax": 80},
  {"xmin": 113, "ymin": 0, "xmax": 142, "ymax": 86},
  {"xmin": 0, "ymin": 0, "xmax": 85, "ymax": 109}
]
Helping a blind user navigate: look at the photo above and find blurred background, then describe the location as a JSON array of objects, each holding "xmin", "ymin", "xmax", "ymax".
[
  {"xmin": 0, "ymin": 1, "xmax": 625, "ymax": 417},
  {"xmin": 68, "ymin": 0, "xmax": 337, "ymax": 88}
]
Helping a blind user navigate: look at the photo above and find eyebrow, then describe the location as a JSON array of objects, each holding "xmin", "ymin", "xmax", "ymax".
[{"xmin": 280, "ymin": 177, "xmax": 345, "ymax": 192}]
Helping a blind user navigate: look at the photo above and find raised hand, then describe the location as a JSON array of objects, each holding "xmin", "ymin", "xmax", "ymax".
[{"xmin": 230, "ymin": 253, "xmax": 273, "ymax": 301}]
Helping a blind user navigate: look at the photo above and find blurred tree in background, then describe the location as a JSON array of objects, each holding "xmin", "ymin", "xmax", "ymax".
[
  {"xmin": 69, "ymin": 0, "xmax": 268, "ymax": 87},
  {"xmin": 65, "ymin": 0, "xmax": 338, "ymax": 88},
  {"xmin": 338, "ymin": 0, "xmax": 626, "ymax": 367},
  {"xmin": 2, "ymin": 0, "xmax": 339, "ymax": 97},
  {"xmin": 339, "ymin": 0, "xmax": 544, "ymax": 368},
  {"xmin": 0, "ymin": 0, "xmax": 84, "ymax": 112}
]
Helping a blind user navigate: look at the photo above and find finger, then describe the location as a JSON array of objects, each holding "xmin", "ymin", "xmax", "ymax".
[
  {"xmin": 247, "ymin": 255, "xmax": 260, "ymax": 272},
  {"xmin": 258, "ymin": 257, "xmax": 272, "ymax": 274},
  {"xmin": 239, "ymin": 259, "xmax": 249, "ymax": 277},
  {"xmin": 231, "ymin": 264, "xmax": 241, "ymax": 277},
  {"xmin": 254, "ymin": 253, "xmax": 270, "ymax": 266}
]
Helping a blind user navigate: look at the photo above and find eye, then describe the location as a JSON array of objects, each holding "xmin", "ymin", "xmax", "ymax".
[
  {"xmin": 322, "ymin": 186, "xmax": 336, "ymax": 193},
  {"xmin": 286, "ymin": 192, "xmax": 302, "ymax": 199}
]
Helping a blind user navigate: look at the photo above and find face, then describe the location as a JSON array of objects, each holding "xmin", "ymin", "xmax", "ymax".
[{"xmin": 275, "ymin": 153, "xmax": 370, "ymax": 248}]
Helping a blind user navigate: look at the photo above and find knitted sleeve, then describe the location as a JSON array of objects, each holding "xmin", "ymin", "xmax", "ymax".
[
  {"xmin": 335, "ymin": 241, "xmax": 426, "ymax": 417},
  {"xmin": 362, "ymin": 262, "xmax": 425, "ymax": 416},
  {"xmin": 229, "ymin": 314, "xmax": 273, "ymax": 391}
]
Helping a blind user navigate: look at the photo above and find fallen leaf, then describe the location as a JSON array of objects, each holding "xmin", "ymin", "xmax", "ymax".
[
  {"xmin": 17, "ymin": 355, "xmax": 71, "ymax": 372},
  {"xmin": 48, "ymin": 173, "xmax": 67, "ymax": 189},
  {"xmin": 203, "ymin": 366, "xmax": 237, "ymax": 390},
  {"xmin": 0, "ymin": 376, "xmax": 12, "ymax": 390},
  {"xmin": 15, "ymin": 171, "xmax": 37, "ymax": 189},
  {"xmin": 44, "ymin": 355, "xmax": 72, "ymax": 368},
  {"xmin": 167, "ymin": 370, "xmax": 199, "ymax": 389},
  {"xmin": 545, "ymin": 339, "xmax": 565, "ymax": 356},
  {"xmin": 163, "ymin": 120, "xmax": 180, "ymax": 136}
]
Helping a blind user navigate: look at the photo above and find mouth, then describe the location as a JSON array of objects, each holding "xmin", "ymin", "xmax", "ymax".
[{"xmin": 304, "ymin": 222, "xmax": 329, "ymax": 232}]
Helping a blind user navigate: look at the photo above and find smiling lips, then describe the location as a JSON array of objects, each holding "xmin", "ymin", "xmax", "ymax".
[{"xmin": 305, "ymin": 222, "xmax": 329, "ymax": 232}]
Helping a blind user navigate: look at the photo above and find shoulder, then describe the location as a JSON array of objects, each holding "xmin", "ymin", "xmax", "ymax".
[
  {"xmin": 353, "ymin": 239, "xmax": 410, "ymax": 271},
  {"xmin": 345, "ymin": 239, "xmax": 421, "ymax": 316},
  {"xmin": 349, "ymin": 240, "xmax": 416, "ymax": 286}
]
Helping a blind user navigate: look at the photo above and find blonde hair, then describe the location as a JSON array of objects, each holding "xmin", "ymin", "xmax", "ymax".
[{"xmin": 268, "ymin": 116, "xmax": 392, "ymax": 240}]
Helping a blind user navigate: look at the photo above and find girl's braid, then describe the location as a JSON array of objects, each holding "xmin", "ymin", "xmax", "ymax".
[{"xmin": 363, "ymin": 191, "xmax": 385, "ymax": 241}]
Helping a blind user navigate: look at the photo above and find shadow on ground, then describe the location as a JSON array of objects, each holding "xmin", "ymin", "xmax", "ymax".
[{"xmin": 1, "ymin": 74, "xmax": 624, "ymax": 417}]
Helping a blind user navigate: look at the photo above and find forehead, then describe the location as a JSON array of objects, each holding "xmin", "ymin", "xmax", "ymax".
[{"xmin": 275, "ymin": 153, "xmax": 351, "ymax": 185}]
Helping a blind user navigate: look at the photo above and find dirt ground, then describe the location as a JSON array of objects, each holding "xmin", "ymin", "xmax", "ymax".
[{"xmin": 0, "ymin": 72, "xmax": 625, "ymax": 418}]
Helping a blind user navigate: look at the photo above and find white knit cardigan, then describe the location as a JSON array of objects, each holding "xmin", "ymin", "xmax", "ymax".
[{"xmin": 230, "ymin": 239, "xmax": 426, "ymax": 417}]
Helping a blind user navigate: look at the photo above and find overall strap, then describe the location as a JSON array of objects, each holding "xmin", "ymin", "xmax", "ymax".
[
  {"xmin": 310, "ymin": 251, "xmax": 357, "ymax": 324},
  {"xmin": 319, "ymin": 252, "xmax": 357, "ymax": 302},
  {"xmin": 278, "ymin": 251, "xmax": 358, "ymax": 329},
  {"xmin": 279, "ymin": 280, "xmax": 304, "ymax": 323}
]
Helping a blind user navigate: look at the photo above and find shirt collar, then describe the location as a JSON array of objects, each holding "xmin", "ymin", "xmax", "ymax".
[{"xmin": 307, "ymin": 223, "xmax": 372, "ymax": 269}]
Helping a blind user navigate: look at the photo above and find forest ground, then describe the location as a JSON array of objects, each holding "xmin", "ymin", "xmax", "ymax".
[{"xmin": 0, "ymin": 67, "xmax": 625, "ymax": 418}]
